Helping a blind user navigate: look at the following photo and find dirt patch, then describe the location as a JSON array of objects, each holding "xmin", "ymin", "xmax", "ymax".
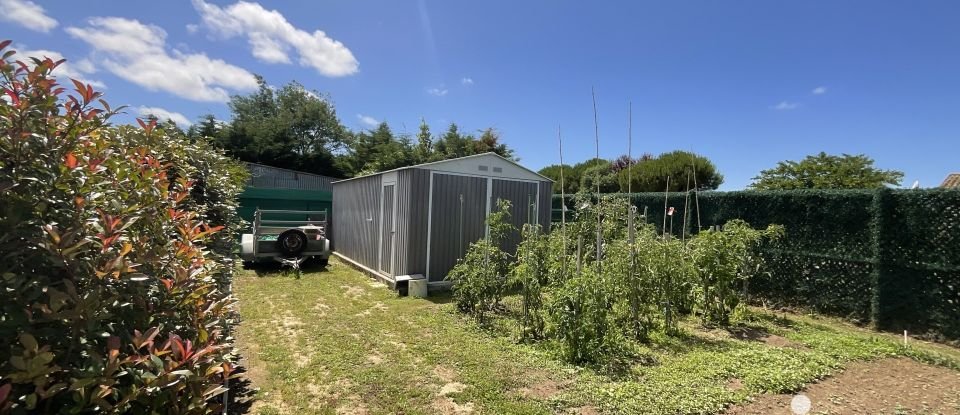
[
  {"xmin": 726, "ymin": 377, "xmax": 744, "ymax": 391},
  {"xmin": 275, "ymin": 313, "xmax": 305, "ymax": 337},
  {"xmin": 725, "ymin": 358, "xmax": 960, "ymax": 414},
  {"xmin": 727, "ymin": 326, "xmax": 804, "ymax": 349},
  {"xmin": 335, "ymin": 394, "xmax": 369, "ymax": 415},
  {"xmin": 294, "ymin": 353, "xmax": 310, "ymax": 368},
  {"xmin": 341, "ymin": 285, "xmax": 367, "ymax": 299},
  {"xmin": 432, "ymin": 397, "xmax": 475, "ymax": 414},
  {"xmin": 354, "ymin": 302, "xmax": 389, "ymax": 317},
  {"xmin": 433, "ymin": 365, "xmax": 458, "ymax": 383},
  {"xmin": 439, "ymin": 382, "xmax": 467, "ymax": 396},
  {"xmin": 518, "ymin": 379, "xmax": 566, "ymax": 399},
  {"xmin": 567, "ymin": 406, "xmax": 600, "ymax": 415},
  {"xmin": 366, "ymin": 352, "xmax": 384, "ymax": 365}
]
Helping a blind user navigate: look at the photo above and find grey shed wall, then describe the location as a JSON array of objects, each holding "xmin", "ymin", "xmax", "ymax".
[
  {"xmin": 393, "ymin": 168, "xmax": 430, "ymax": 276},
  {"xmin": 332, "ymin": 174, "xmax": 381, "ymax": 270},
  {"xmin": 333, "ymin": 165, "xmax": 553, "ymax": 283}
]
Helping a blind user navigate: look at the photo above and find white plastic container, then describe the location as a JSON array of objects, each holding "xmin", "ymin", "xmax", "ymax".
[{"xmin": 408, "ymin": 278, "xmax": 428, "ymax": 298}]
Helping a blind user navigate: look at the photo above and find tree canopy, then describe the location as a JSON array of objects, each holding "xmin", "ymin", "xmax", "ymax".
[
  {"xmin": 749, "ymin": 152, "xmax": 904, "ymax": 190},
  {"xmin": 540, "ymin": 151, "xmax": 723, "ymax": 193},
  {"xmin": 203, "ymin": 78, "xmax": 517, "ymax": 178}
]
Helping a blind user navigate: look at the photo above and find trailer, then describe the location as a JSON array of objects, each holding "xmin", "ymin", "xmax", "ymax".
[{"xmin": 240, "ymin": 209, "xmax": 332, "ymax": 266}]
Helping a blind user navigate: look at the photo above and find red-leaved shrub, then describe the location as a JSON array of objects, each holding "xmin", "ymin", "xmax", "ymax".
[{"xmin": 0, "ymin": 40, "xmax": 248, "ymax": 413}]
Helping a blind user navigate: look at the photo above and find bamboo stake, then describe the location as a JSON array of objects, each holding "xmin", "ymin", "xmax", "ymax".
[
  {"xmin": 558, "ymin": 125, "xmax": 567, "ymax": 281},
  {"xmin": 662, "ymin": 176, "xmax": 670, "ymax": 239},
  {"xmin": 627, "ymin": 102, "xmax": 632, "ymax": 195},
  {"xmin": 592, "ymin": 87, "xmax": 602, "ymax": 274},
  {"xmin": 683, "ymin": 172, "xmax": 691, "ymax": 242},
  {"xmin": 692, "ymin": 157, "xmax": 702, "ymax": 232}
]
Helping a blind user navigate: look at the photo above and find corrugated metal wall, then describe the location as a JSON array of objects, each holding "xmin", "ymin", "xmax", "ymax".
[
  {"xmin": 380, "ymin": 184, "xmax": 395, "ymax": 274},
  {"xmin": 491, "ymin": 179, "xmax": 540, "ymax": 254},
  {"xmin": 538, "ymin": 181, "xmax": 553, "ymax": 230},
  {"xmin": 393, "ymin": 169, "xmax": 430, "ymax": 276},
  {"xmin": 428, "ymin": 174, "xmax": 489, "ymax": 281},
  {"xmin": 245, "ymin": 162, "xmax": 336, "ymax": 191},
  {"xmin": 332, "ymin": 175, "xmax": 382, "ymax": 270}
]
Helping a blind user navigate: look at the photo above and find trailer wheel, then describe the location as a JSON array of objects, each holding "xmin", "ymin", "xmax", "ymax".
[{"xmin": 276, "ymin": 229, "xmax": 308, "ymax": 257}]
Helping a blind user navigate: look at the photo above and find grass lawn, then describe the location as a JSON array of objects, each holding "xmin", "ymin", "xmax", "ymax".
[{"xmin": 232, "ymin": 258, "xmax": 960, "ymax": 415}]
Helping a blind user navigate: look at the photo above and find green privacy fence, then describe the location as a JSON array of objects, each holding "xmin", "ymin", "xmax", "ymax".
[
  {"xmin": 238, "ymin": 187, "xmax": 333, "ymax": 228},
  {"xmin": 553, "ymin": 189, "xmax": 960, "ymax": 340}
]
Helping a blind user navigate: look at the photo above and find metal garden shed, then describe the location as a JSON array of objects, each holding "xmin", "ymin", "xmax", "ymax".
[{"xmin": 332, "ymin": 153, "xmax": 553, "ymax": 288}]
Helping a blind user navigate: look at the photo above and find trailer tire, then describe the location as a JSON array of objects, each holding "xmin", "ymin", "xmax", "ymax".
[{"xmin": 276, "ymin": 229, "xmax": 308, "ymax": 257}]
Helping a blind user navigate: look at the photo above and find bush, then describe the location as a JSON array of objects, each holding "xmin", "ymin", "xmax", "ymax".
[
  {"xmin": 0, "ymin": 43, "xmax": 247, "ymax": 413},
  {"xmin": 447, "ymin": 200, "xmax": 514, "ymax": 325}
]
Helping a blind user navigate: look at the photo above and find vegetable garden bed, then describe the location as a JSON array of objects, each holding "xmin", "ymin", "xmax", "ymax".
[{"xmin": 233, "ymin": 258, "xmax": 960, "ymax": 414}]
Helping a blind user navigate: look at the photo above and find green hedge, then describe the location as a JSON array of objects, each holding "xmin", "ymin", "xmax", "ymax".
[{"xmin": 553, "ymin": 189, "xmax": 960, "ymax": 340}]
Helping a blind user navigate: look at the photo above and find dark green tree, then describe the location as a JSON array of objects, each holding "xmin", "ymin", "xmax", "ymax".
[
  {"xmin": 538, "ymin": 164, "xmax": 578, "ymax": 194},
  {"xmin": 580, "ymin": 159, "xmax": 620, "ymax": 193},
  {"xmin": 215, "ymin": 77, "xmax": 349, "ymax": 177},
  {"xmin": 619, "ymin": 151, "xmax": 723, "ymax": 192},
  {"xmin": 750, "ymin": 152, "xmax": 904, "ymax": 190},
  {"xmin": 414, "ymin": 118, "xmax": 433, "ymax": 163}
]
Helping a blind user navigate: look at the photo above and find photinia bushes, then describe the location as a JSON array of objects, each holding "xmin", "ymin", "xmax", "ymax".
[{"xmin": 0, "ymin": 42, "xmax": 247, "ymax": 413}]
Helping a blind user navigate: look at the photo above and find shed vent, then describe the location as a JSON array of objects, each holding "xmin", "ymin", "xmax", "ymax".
[
  {"xmin": 478, "ymin": 165, "xmax": 489, "ymax": 171},
  {"xmin": 492, "ymin": 167, "xmax": 503, "ymax": 173}
]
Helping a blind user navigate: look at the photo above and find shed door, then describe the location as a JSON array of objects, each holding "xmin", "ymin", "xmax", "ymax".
[
  {"xmin": 380, "ymin": 184, "xmax": 396, "ymax": 275},
  {"xmin": 428, "ymin": 174, "xmax": 488, "ymax": 281},
  {"xmin": 491, "ymin": 179, "xmax": 539, "ymax": 255}
]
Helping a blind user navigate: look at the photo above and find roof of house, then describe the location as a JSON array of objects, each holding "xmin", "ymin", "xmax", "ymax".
[
  {"xmin": 941, "ymin": 173, "xmax": 960, "ymax": 188},
  {"xmin": 332, "ymin": 152, "xmax": 553, "ymax": 184}
]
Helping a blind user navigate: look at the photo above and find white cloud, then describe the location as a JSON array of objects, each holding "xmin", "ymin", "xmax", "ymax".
[
  {"xmin": 426, "ymin": 87, "xmax": 448, "ymax": 96},
  {"xmin": 192, "ymin": 0, "xmax": 359, "ymax": 77},
  {"xmin": 138, "ymin": 106, "xmax": 192, "ymax": 127},
  {"xmin": 186, "ymin": 23, "xmax": 199, "ymax": 34},
  {"xmin": 0, "ymin": 0, "xmax": 58, "ymax": 32},
  {"xmin": 66, "ymin": 17, "xmax": 259, "ymax": 102},
  {"xmin": 812, "ymin": 86, "xmax": 827, "ymax": 95},
  {"xmin": 772, "ymin": 101, "xmax": 800, "ymax": 110},
  {"xmin": 461, "ymin": 77, "xmax": 474, "ymax": 85},
  {"xmin": 356, "ymin": 114, "xmax": 378, "ymax": 127},
  {"xmin": 18, "ymin": 47, "xmax": 105, "ymax": 89}
]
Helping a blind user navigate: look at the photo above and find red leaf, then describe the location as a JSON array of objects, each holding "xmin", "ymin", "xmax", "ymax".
[
  {"xmin": 136, "ymin": 118, "xmax": 147, "ymax": 130},
  {"xmin": 4, "ymin": 89, "xmax": 18, "ymax": 106},
  {"xmin": 64, "ymin": 152, "xmax": 78, "ymax": 169},
  {"xmin": 70, "ymin": 79, "xmax": 86, "ymax": 95},
  {"xmin": 0, "ymin": 382, "xmax": 10, "ymax": 404},
  {"xmin": 0, "ymin": 40, "xmax": 11, "ymax": 51}
]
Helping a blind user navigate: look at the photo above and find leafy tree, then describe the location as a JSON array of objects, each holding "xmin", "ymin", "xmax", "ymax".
[
  {"xmin": 188, "ymin": 114, "xmax": 222, "ymax": 141},
  {"xmin": 343, "ymin": 122, "xmax": 414, "ymax": 176},
  {"xmin": 619, "ymin": 150, "xmax": 723, "ymax": 192},
  {"xmin": 750, "ymin": 152, "xmax": 904, "ymax": 190},
  {"xmin": 414, "ymin": 118, "xmax": 433, "ymax": 163},
  {"xmin": 473, "ymin": 127, "xmax": 515, "ymax": 159},
  {"xmin": 538, "ymin": 164, "xmax": 577, "ymax": 194},
  {"xmin": 580, "ymin": 159, "xmax": 620, "ymax": 193},
  {"xmin": 216, "ymin": 78, "xmax": 349, "ymax": 177}
]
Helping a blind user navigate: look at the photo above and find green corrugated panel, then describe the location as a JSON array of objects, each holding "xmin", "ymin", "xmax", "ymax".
[{"xmin": 238, "ymin": 187, "xmax": 333, "ymax": 225}]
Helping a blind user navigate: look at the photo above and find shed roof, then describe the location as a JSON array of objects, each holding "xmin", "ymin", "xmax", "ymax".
[
  {"xmin": 941, "ymin": 173, "xmax": 960, "ymax": 188},
  {"xmin": 332, "ymin": 152, "xmax": 553, "ymax": 184}
]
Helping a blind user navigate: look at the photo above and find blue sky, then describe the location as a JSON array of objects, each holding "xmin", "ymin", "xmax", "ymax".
[{"xmin": 3, "ymin": 1, "xmax": 958, "ymax": 188}]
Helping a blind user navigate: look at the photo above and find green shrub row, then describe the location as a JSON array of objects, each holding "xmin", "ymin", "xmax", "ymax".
[
  {"xmin": 450, "ymin": 195, "xmax": 782, "ymax": 363},
  {"xmin": 0, "ymin": 43, "xmax": 248, "ymax": 413},
  {"xmin": 553, "ymin": 188, "xmax": 960, "ymax": 340}
]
